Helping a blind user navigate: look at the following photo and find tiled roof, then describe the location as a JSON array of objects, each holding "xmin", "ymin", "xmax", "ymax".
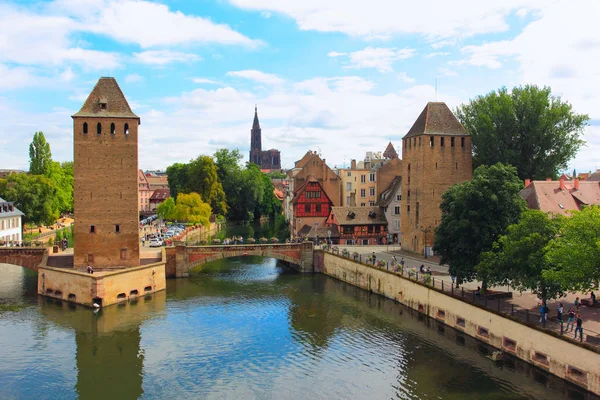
[
  {"xmin": 330, "ymin": 206, "xmax": 387, "ymax": 225},
  {"xmin": 0, "ymin": 197, "xmax": 24, "ymax": 218},
  {"xmin": 404, "ymin": 102, "xmax": 468, "ymax": 138},
  {"xmin": 383, "ymin": 142, "xmax": 398, "ymax": 159},
  {"xmin": 520, "ymin": 180, "xmax": 600, "ymax": 216},
  {"xmin": 376, "ymin": 176, "xmax": 402, "ymax": 207},
  {"xmin": 72, "ymin": 77, "xmax": 139, "ymax": 119},
  {"xmin": 150, "ymin": 189, "xmax": 171, "ymax": 201},
  {"xmin": 298, "ymin": 224, "xmax": 312, "ymax": 236}
]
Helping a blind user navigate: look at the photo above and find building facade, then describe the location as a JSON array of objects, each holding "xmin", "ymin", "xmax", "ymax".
[
  {"xmin": 377, "ymin": 176, "xmax": 402, "ymax": 243},
  {"xmin": 292, "ymin": 176, "xmax": 333, "ymax": 237},
  {"xmin": 249, "ymin": 106, "xmax": 281, "ymax": 171},
  {"xmin": 72, "ymin": 77, "xmax": 140, "ymax": 268},
  {"xmin": 138, "ymin": 170, "xmax": 152, "ymax": 213},
  {"xmin": 0, "ymin": 197, "xmax": 23, "ymax": 245},
  {"xmin": 401, "ymin": 102, "xmax": 473, "ymax": 255},
  {"xmin": 326, "ymin": 206, "xmax": 388, "ymax": 245},
  {"xmin": 149, "ymin": 189, "xmax": 170, "ymax": 211}
]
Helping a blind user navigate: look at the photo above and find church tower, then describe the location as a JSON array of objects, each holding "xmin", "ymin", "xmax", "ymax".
[
  {"xmin": 72, "ymin": 77, "xmax": 141, "ymax": 269},
  {"xmin": 249, "ymin": 106, "xmax": 262, "ymax": 165},
  {"xmin": 400, "ymin": 102, "xmax": 472, "ymax": 256}
]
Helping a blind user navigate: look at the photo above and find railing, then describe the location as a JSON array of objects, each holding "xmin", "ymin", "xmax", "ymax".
[{"xmin": 325, "ymin": 247, "xmax": 600, "ymax": 348}]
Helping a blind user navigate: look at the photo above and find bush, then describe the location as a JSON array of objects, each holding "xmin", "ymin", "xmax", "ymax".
[
  {"xmin": 259, "ymin": 237, "xmax": 268, "ymax": 244},
  {"xmin": 352, "ymin": 251, "xmax": 359, "ymax": 260},
  {"xmin": 247, "ymin": 238, "xmax": 256, "ymax": 244},
  {"xmin": 377, "ymin": 260, "xmax": 387, "ymax": 268},
  {"xmin": 269, "ymin": 237, "xmax": 279, "ymax": 243},
  {"xmin": 342, "ymin": 249, "xmax": 350, "ymax": 257}
]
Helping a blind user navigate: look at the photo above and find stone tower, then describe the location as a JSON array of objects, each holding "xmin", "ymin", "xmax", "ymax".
[
  {"xmin": 249, "ymin": 106, "xmax": 262, "ymax": 165},
  {"xmin": 72, "ymin": 77, "xmax": 140, "ymax": 269},
  {"xmin": 400, "ymin": 102, "xmax": 472, "ymax": 255}
]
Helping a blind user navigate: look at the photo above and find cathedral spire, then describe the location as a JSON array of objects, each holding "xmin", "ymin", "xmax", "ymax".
[{"xmin": 253, "ymin": 105, "xmax": 260, "ymax": 130}]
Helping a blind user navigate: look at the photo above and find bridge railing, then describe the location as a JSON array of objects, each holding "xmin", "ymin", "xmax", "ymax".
[{"xmin": 0, "ymin": 241, "xmax": 49, "ymax": 248}]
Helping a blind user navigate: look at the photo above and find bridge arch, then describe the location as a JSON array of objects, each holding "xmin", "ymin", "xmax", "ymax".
[{"xmin": 0, "ymin": 247, "xmax": 49, "ymax": 272}]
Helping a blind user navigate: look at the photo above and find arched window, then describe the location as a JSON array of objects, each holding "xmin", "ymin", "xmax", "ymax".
[
  {"xmin": 83, "ymin": 122, "xmax": 88, "ymax": 134},
  {"xmin": 124, "ymin": 123, "xmax": 129, "ymax": 135},
  {"xmin": 110, "ymin": 123, "xmax": 115, "ymax": 135},
  {"xmin": 408, "ymin": 163, "xmax": 411, "ymax": 171},
  {"xmin": 96, "ymin": 122, "xmax": 102, "ymax": 134}
]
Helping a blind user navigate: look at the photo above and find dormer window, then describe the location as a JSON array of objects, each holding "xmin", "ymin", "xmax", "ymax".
[{"xmin": 99, "ymin": 97, "xmax": 107, "ymax": 110}]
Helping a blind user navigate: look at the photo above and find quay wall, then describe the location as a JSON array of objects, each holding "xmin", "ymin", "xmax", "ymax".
[{"xmin": 315, "ymin": 251, "xmax": 600, "ymax": 395}]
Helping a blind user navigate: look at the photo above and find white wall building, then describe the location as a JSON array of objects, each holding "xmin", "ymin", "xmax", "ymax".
[
  {"xmin": 376, "ymin": 176, "xmax": 402, "ymax": 243},
  {"xmin": 0, "ymin": 197, "xmax": 24, "ymax": 245}
]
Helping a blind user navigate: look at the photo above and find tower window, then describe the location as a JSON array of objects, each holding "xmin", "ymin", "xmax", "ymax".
[
  {"xmin": 124, "ymin": 123, "xmax": 129, "ymax": 135},
  {"xmin": 115, "ymin": 224, "xmax": 120, "ymax": 233},
  {"xmin": 436, "ymin": 162, "xmax": 438, "ymax": 170},
  {"xmin": 451, "ymin": 137, "xmax": 455, "ymax": 147},
  {"xmin": 461, "ymin": 137, "xmax": 465, "ymax": 147},
  {"xmin": 96, "ymin": 122, "xmax": 102, "ymax": 134},
  {"xmin": 413, "ymin": 137, "xmax": 416, "ymax": 147},
  {"xmin": 110, "ymin": 123, "xmax": 115, "ymax": 135},
  {"xmin": 409, "ymin": 139, "xmax": 412, "ymax": 149},
  {"xmin": 440, "ymin": 137, "xmax": 445, "ymax": 147},
  {"xmin": 430, "ymin": 136, "xmax": 434, "ymax": 147},
  {"xmin": 408, "ymin": 163, "xmax": 411, "ymax": 171},
  {"xmin": 418, "ymin": 137, "xmax": 421, "ymax": 146},
  {"xmin": 90, "ymin": 225, "xmax": 95, "ymax": 233},
  {"xmin": 456, "ymin": 162, "xmax": 458, "ymax": 169},
  {"xmin": 83, "ymin": 122, "xmax": 88, "ymax": 134}
]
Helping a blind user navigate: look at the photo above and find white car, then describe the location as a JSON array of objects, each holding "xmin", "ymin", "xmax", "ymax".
[{"xmin": 149, "ymin": 238, "xmax": 163, "ymax": 247}]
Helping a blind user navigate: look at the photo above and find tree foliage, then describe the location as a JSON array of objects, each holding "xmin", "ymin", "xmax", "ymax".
[
  {"xmin": 456, "ymin": 85, "xmax": 588, "ymax": 180},
  {"xmin": 156, "ymin": 197, "xmax": 175, "ymax": 221},
  {"xmin": 0, "ymin": 173, "xmax": 59, "ymax": 225},
  {"xmin": 166, "ymin": 163, "xmax": 189, "ymax": 199},
  {"xmin": 477, "ymin": 210, "xmax": 564, "ymax": 301},
  {"xmin": 543, "ymin": 206, "xmax": 600, "ymax": 292},
  {"xmin": 173, "ymin": 192, "xmax": 211, "ymax": 226},
  {"xmin": 433, "ymin": 163, "xmax": 526, "ymax": 285},
  {"xmin": 29, "ymin": 131, "xmax": 52, "ymax": 175},
  {"xmin": 46, "ymin": 161, "xmax": 74, "ymax": 213},
  {"xmin": 186, "ymin": 156, "xmax": 227, "ymax": 216}
]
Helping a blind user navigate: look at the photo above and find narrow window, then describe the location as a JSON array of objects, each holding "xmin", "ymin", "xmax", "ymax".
[
  {"xmin": 124, "ymin": 123, "xmax": 129, "ymax": 135},
  {"xmin": 430, "ymin": 136, "xmax": 434, "ymax": 147},
  {"xmin": 456, "ymin": 162, "xmax": 458, "ymax": 169},
  {"xmin": 408, "ymin": 163, "xmax": 411, "ymax": 171},
  {"xmin": 418, "ymin": 137, "xmax": 421, "ymax": 146},
  {"xmin": 305, "ymin": 204, "xmax": 310, "ymax": 213},
  {"xmin": 96, "ymin": 122, "xmax": 102, "ymax": 134},
  {"xmin": 413, "ymin": 137, "xmax": 416, "ymax": 147},
  {"xmin": 409, "ymin": 139, "xmax": 412, "ymax": 149},
  {"xmin": 315, "ymin": 204, "xmax": 321, "ymax": 213},
  {"xmin": 120, "ymin": 248, "xmax": 127, "ymax": 260},
  {"xmin": 440, "ymin": 137, "xmax": 445, "ymax": 147},
  {"xmin": 115, "ymin": 224, "xmax": 120, "ymax": 233},
  {"xmin": 451, "ymin": 137, "xmax": 455, "ymax": 147},
  {"xmin": 461, "ymin": 137, "xmax": 465, "ymax": 147},
  {"xmin": 83, "ymin": 122, "xmax": 88, "ymax": 134},
  {"xmin": 436, "ymin": 162, "xmax": 438, "ymax": 170},
  {"xmin": 90, "ymin": 225, "xmax": 95, "ymax": 233},
  {"xmin": 110, "ymin": 123, "xmax": 115, "ymax": 135},
  {"xmin": 88, "ymin": 254, "xmax": 94, "ymax": 263}
]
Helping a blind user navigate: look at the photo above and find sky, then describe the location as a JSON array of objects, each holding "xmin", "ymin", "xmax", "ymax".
[{"xmin": 0, "ymin": 0, "xmax": 599, "ymax": 173}]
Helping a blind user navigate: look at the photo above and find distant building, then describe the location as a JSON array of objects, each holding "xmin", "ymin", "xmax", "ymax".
[
  {"xmin": 292, "ymin": 176, "xmax": 334, "ymax": 237},
  {"xmin": 145, "ymin": 174, "xmax": 169, "ymax": 192},
  {"xmin": 149, "ymin": 189, "xmax": 170, "ymax": 211},
  {"xmin": 138, "ymin": 170, "xmax": 153, "ymax": 213},
  {"xmin": 0, "ymin": 169, "xmax": 26, "ymax": 179},
  {"xmin": 377, "ymin": 176, "xmax": 402, "ymax": 243},
  {"xmin": 0, "ymin": 197, "xmax": 23, "ymax": 245},
  {"xmin": 326, "ymin": 206, "xmax": 388, "ymax": 245},
  {"xmin": 249, "ymin": 106, "xmax": 281, "ymax": 171},
  {"xmin": 520, "ymin": 177, "xmax": 600, "ymax": 215}
]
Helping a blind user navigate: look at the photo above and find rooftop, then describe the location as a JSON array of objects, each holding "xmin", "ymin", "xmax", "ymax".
[
  {"xmin": 404, "ymin": 102, "xmax": 468, "ymax": 138},
  {"xmin": 329, "ymin": 206, "xmax": 387, "ymax": 225},
  {"xmin": 72, "ymin": 77, "xmax": 139, "ymax": 120},
  {"xmin": 520, "ymin": 179, "xmax": 600, "ymax": 216}
]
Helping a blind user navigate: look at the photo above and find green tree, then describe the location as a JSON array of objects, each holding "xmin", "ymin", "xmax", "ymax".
[
  {"xmin": 456, "ymin": 85, "xmax": 588, "ymax": 180},
  {"xmin": 543, "ymin": 206, "xmax": 600, "ymax": 292},
  {"xmin": 186, "ymin": 155, "xmax": 227, "ymax": 216},
  {"xmin": 29, "ymin": 131, "xmax": 53, "ymax": 175},
  {"xmin": 173, "ymin": 192, "xmax": 211, "ymax": 226},
  {"xmin": 433, "ymin": 163, "xmax": 526, "ymax": 286},
  {"xmin": 477, "ymin": 210, "xmax": 564, "ymax": 301},
  {"xmin": 46, "ymin": 161, "xmax": 73, "ymax": 214},
  {"xmin": 156, "ymin": 197, "xmax": 176, "ymax": 220},
  {"xmin": 258, "ymin": 172, "xmax": 282, "ymax": 219},
  {"xmin": 214, "ymin": 148, "xmax": 243, "ymax": 182},
  {"xmin": 0, "ymin": 173, "xmax": 59, "ymax": 225},
  {"xmin": 166, "ymin": 163, "xmax": 189, "ymax": 199}
]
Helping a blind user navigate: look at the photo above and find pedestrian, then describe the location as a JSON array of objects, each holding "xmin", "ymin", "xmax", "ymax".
[
  {"xmin": 86, "ymin": 264, "xmax": 93, "ymax": 274},
  {"xmin": 419, "ymin": 264, "xmax": 424, "ymax": 273},
  {"xmin": 557, "ymin": 303, "xmax": 563, "ymax": 323},
  {"xmin": 372, "ymin": 252, "xmax": 377, "ymax": 265},
  {"xmin": 566, "ymin": 308, "xmax": 576, "ymax": 331},
  {"xmin": 400, "ymin": 258, "xmax": 405, "ymax": 267},
  {"xmin": 543, "ymin": 302, "xmax": 549, "ymax": 323},
  {"xmin": 574, "ymin": 314, "xmax": 583, "ymax": 341},
  {"xmin": 591, "ymin": 292, "xmax": 596, "ymax": 306},
  {"xmin": 574, "ymin": 297, "xmax": 580, "ymax": 310},
  {"xmin": 141, "ymin": 237, "xmax": 145, "ymax": 247}
]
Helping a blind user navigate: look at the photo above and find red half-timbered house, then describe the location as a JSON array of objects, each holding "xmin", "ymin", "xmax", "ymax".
[{"xmin": 292, "ymin": 176, "xmax": 333, "ymax": 237}]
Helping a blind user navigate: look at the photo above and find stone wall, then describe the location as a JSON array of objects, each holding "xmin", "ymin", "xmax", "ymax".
[
  {"xmin": 0, "ymin": 247, "xmax": 49, "ymax": 271},
  {"xmin": 317, "ymin": 251, "xmax": 600, "ymax": 395}
]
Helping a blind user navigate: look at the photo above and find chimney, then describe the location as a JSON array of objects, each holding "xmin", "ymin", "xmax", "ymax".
[
  {"xmin": 559, "ymin": 176, "xmax": 565, "ymax": 190},
  {"xmin": 524, "ymin": 179, "xmax": 531, "ymax": 187},
  {"xmin": 351, "ymin": 159, "xmax": 356, "ymax": 170},
  {"xmin": 574, "ymin": 178, "xmax": 580, "ymax": 190}
]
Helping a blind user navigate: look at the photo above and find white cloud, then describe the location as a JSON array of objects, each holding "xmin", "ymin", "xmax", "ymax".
[
  {"xmin": 133, "ymin": 50, "xmax": 201, "ymax": 66},
  {"xmin": 398, "ymin": 72, "xmax": 415, "ymax": 83},
  {"xmin": 260, "ymin": 11, "xmax": 272, "ymax": 18},
  {"xmin": 125, "ymin": 73, "xmax": 144, "ymax": 83},
  {"xmin": 192, "ymin": 78, "xmax": 221, "ymax": 85},
  {"xmin": 0, "ymin": 64, "xmax": 44, "ymax": 90},
  {"xmin": 426, "ymin": 52, "xmax": 450, "ymax": 58},
  {"xmin": 60, "ymin": 67, "xmax": 76, "ymax": 82},
  {"xmin": 226, "ymin": 70, "xmax": 284, "ymax": 85},
  {"xmin": 229, "ymin": 0, "xmax": 547, "ymax": 40},
  {"xmin": 333, "ymin": 47, "xmax": 415, "ymax": 73}
]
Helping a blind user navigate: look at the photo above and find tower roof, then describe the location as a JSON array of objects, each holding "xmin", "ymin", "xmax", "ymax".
[
  {"xmin": 252, "ymin": 105, "xmax": 261, "ymax": 130},
  {"xmin": 404, "ymin": 102, "xmax": 467, "ymax": 138},
  {"xmin": 383, "ymin": 142, "xmax": 398, "ymax": 159},
  {"xmin": 72, "ymin": 77, "xmax": 139, "ymax": 119}
]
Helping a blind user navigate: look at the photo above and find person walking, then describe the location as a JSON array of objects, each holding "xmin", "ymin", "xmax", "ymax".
[
  {"xmin": 574, "ymin": 297, "xmax": 580, "ymax": 310},
  {"xmin": 574, "ymin": 314, "xmax": 583, "ymax": 341},
  {"xmin": 557, "ymin": 303, "xmax": 564, "ymax": 323},
  {"xmin": 539, "ymin": 302, "xmax": 546, "ymax": 323},
  {"xmin": 566, "ymin": 308, "xmax": 576, "ymax": 331},
  {"xmin": 372, "ymin": 252, "xmax": 377, "ymax": 266}
]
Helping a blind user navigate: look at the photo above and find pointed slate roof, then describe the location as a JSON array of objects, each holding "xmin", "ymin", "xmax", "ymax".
[
  {"xmin": 383, "ymin": 142, "xmax": 398, "ymax": 159},
  {"xmin": 404, "ymin": 102, "xmax": 467, "ymax": 138},
  {"xmin": 376, "ymin": 176, "xmax": 402, "ymax": 207},
  {"xmin": 252, "ymin": 105, "xmax": 261, "ymax": 130},
  {"xmin": 72, "ymin": 77, "xmax": 139, "ymax": 120}
]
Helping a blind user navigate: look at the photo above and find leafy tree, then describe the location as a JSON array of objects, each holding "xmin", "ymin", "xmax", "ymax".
[
  {"xmin": 173, "ymin": 192, "xmax": 211, "ymax": 226},
  {"xmin": 214, "ymin": 148, "xmax": 243, "ymax": 182},
  {"xmin": 477, "ymin": 210, "xmax": 564, "ymax": 301},
  {"xmin": 456, "ymin": 85, "xmax": 588, "ymax": 180},
  {"xmin": 46, "ymin": 161, "xmax": 73, "ymax": 214},
  {"xmin": 29, "ymin": 131, "xmax": 52, "ymax": 175},
  {"xmin": 268, "ymin": 170, "xmax": 286, "ymax": 179},
  {"xmin": 433, "ymin": 163, "xmax": 526, "ymax": 286},
  {"xmin": 156, "ymin": 197, "xmax": 176, "ymax": 220},
  {"xmin": 0, "ymin": 173, "xmax": 59, "ymax": 225},
  {"xmin": 166, "ymin": 163, "xmax": 189, "ymax": 199},
  {"xmin": 259, "ymin": 172, "xmax": 282, "ymax": 219},
  {"xmin": 186, "ymin": 156, "xmax": 227, "ymax": 216},
  {"xmin": 543, "ymin": 206, "xmax": 600, "ymax": 292}
]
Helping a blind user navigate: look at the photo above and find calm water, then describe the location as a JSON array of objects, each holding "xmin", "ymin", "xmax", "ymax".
[{"xmin": 0, "ymin": 258, "xmax": 595, "ymax": 400}]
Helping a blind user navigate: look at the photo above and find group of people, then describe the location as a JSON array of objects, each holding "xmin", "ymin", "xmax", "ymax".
[{"xmin": 540, "ymin": 300, "xmax": 585, "ymax": 341}]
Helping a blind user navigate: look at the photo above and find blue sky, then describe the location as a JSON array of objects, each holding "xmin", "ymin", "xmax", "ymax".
[{"xmin": 1, "ymin": 0, "xmax": 598, "ymax": 174}]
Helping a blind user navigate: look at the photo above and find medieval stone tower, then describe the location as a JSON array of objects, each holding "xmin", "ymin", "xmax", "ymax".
[
  {"xmin": 400, "ymin": 102, "xmax": 472, "ymax": 255},
  {"xmin": 72, "ymin": 77, "xmax": 140, "ymax": 269}
]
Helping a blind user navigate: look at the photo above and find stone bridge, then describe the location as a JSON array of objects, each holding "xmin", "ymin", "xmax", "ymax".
[
  {"xmin": 0, "ymin": 247, "xmax": 50, "ymax": 271},
  {"xmin": 165, "ymin": 243, "xmax": 314, "ymax": 278}
]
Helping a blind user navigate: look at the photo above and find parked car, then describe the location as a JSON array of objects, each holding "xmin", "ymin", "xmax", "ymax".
[{"xmin": 149, "ymin": 238, "xmax": 163, "ymax": 247}]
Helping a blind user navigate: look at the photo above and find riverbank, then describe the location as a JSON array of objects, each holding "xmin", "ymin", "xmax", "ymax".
[{"xmin": 314, "ymin": 250, "xmax": 600, "ymax": 396}]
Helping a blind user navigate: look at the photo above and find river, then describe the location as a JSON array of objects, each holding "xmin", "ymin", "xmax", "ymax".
[{"xmin": 0, "ymin": 258, "xmax": 595, "ymax": 400}]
